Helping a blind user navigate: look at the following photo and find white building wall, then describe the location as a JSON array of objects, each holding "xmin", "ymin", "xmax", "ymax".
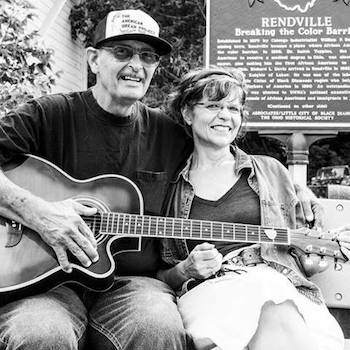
[{"xmin": 28, "ymin": 0, "xmax": 87, "ymax": 93}]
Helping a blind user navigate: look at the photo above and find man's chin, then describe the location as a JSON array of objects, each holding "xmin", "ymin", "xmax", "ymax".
[{"xmin": 119, "ymin": 88, "xmax": 144, "ymax": 102}]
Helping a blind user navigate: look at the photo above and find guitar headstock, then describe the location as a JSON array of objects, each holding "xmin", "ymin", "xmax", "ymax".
[{"xmin": 290, "ymin": 228, "xmax": 347, "ymax": 263}]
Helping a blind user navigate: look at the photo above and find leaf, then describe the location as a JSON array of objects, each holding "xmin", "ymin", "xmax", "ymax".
[
  {"xmin": 25, "ymin": 54, "xmax": 40, "ymax": 66},
  {"xmin": 0, "ymin": 0, "xmax": 57, "ymax": 116}
]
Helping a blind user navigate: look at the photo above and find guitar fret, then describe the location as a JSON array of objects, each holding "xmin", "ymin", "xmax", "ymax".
[
  {"xmin": 182, "ymin": 219, "xmax": 191, "ymax": 238},
  {"xmin": 110, "ymin": 213, "xmax": 115, "ymax": 234},
  {"xmin": 165, "ymin": 217, "xmax": 173, "ymax": 237},
  {"xmin": 233, "ymin": 224, "xmax": 247, "ymax": 241},
  {"xmin": 141, "ymin": 216, "xmax": 144, "ymax": 236},
  {"xmin": 135, "ymin": 215, "xmax": 142, "ymax": 236},
  {"xmin": 247, "ymin": 225, "xmax": 259, "ymax": 242},
  {"xmin": 100, "ymin": 214, "xmax": 106, "ymax": 232},
  {"xmin": 116, "ymin": 214, "xmax": 120, "ymax": 234},
  {"xmin": 132, "ymin": 215, "xmax": 137, "ymax": 235},
  {"xmin": 120, "ymin": 214, "xmax": 124, "ymax": 235},
  {"xmin": 192, "ymin": 220, "xmax": 201, "ymax": 239},
  {"xmin": 223, "ymin": 223, "xmax": 233, "ymax": 241},
  {"xmin": 155, "ymin": 216, "xmax": 159, "ymax": 236},
  {"xmin": 92, "ymin": 216, "xmax": 97, "ymax": 236},
  {"xmin": 127, "ymin": 214, "xmax": 131, "ymax": 235},
  {"xmin": 149, "ymin": 216, "xmax": 157, "ymax": 236},
  {"xmin": 212, "ymin": 222, "xmax": 222, "ymax": 240},
  {"xmin": 120, "ymin": 214, "xmax": 125, "ymax": 235},
  {"xmin": 105, "ymin": 213, "xmax": 110, "ymax": 234},
  {"xmin": 201, "ymin": 221, "xmax": 211, "ymax": 240},
  {"xmin": 174, "ymin": 219, "xmax": 182, "ymax": 237},
  {"xmin": 142, "ymin": 216, "xmax": 149, "ymax": 237},
  {"xmin": 162, "ymin": 217, "xmax": 167, "ymax": 236},
  {"xmin": 147, "ymin": 216, "xmax": 151, "ymax": 237},
  {"xmin": 130, "ymin": 215, "xmax": 136, "ymax": 236},
  {"xmin": 157, "ymin": 218, "xmax": 165, "ymax": 237}
]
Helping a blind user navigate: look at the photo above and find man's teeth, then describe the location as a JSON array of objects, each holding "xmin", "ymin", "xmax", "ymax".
[
  {"xmin": 212, "ymin": 125, "xmax": 231, "ymax": 131},
  {"xmin": 122, "ymin": 76, "xmax": 141, "ymax": 82}
]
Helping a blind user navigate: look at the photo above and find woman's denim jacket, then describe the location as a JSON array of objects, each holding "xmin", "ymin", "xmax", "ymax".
[{"xmin": 161, "ymin": 146, "xmax": 323, "ymax": 303}]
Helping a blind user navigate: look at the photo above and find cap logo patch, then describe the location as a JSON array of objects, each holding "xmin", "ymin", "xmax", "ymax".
[{"xmin": 106, "ymin": 11, "xmax": 159, "ymax": 38}]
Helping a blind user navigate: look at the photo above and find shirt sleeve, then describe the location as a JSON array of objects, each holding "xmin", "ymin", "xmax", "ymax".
[{"xmin": 0, "ymin": 99, "xmax": 43, "ymax": 166}]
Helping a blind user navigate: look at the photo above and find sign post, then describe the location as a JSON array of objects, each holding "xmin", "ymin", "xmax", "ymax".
[{"xmin": 206, "ymin": 0, "xmax": 350, "ymax": 185}]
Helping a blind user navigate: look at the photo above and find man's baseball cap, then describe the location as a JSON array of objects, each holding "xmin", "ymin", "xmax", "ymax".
[{"xmin": 92, "ymin": 9, "xmax": 172, "ymax": 55}]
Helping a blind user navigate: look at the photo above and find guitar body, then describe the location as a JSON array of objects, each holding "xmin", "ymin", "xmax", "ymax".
[{"xmin": 0, "ymin": 155, "xmax": 143, "ymax": 305}]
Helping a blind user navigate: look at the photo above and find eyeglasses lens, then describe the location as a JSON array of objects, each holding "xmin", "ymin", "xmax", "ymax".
[{"xmin": 103, "ymin": 46, "xmax": 160, "ymax": 65}]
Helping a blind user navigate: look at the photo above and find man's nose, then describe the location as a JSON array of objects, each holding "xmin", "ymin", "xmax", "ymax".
[{"xmin": 128, "ymin": 53, "xmax": 143, "ymax": 70}]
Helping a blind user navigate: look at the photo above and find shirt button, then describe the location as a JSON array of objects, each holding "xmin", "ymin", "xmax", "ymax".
[{"xmin": 282, "ymin": 268, "xmax": 289, "ymax": 275}]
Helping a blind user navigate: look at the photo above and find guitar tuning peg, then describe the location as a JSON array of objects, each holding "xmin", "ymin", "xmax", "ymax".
[
  {"xmin": 318, "ymin": 257, "xmax": 329, "ymax": 272},
  {"xmin": 334, "ymin": 259, "xmax": 343, "ymax": 271},
  {"xmin": 302, "ymin": 255, "xmax": 314, "ymax": 266}
]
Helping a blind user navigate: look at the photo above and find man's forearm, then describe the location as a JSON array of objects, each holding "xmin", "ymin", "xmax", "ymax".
[{"xmin": 0, "ymin": 168, "xmax": 44, "ymax": 230}]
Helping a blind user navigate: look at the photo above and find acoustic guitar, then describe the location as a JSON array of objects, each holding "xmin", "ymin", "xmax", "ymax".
[{"xmin": 0, "ymin": 155, "xmax": 346, "ymax": 306}]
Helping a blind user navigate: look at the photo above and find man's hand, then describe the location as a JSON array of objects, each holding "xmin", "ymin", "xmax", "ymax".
[
  {"xmin": 330, "ymin": 225, "xmax": 350, "ymax": 261},
  {"xmin": 34, "ymin": 199, "xmax": 99, "ymax": 273},
  {"xmin": 294, "ymin": 183, "xmax": 324, "ymax": 230},
  {"xmin": 180, "ymin": 242, "xmax": 222, "ymax": 280}
]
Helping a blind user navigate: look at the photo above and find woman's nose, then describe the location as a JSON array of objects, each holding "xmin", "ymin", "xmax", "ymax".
[{"xmin": 217, "ymin": 107, "xmax": 231, "ymax": 119}]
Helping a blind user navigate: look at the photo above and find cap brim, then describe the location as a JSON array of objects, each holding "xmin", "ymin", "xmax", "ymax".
[{"xmin": 96, "ymin": 34, "xmax": 172, "ymax": 56}]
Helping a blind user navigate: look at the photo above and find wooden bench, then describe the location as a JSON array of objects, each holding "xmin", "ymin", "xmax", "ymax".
[{"xmin": 310, "ymin": 198, "xmax": 350, "ymax": 349}]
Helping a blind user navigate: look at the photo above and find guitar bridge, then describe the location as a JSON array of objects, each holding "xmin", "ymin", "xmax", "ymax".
[{"xmin": 5, "ymin": 221, "xmax": 23, "ymax": 248}]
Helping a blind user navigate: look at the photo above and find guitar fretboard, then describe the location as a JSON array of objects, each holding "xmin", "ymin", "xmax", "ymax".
[{"xmin": 83, "ymin": 213, "xmax": 290, "ymax": 245}]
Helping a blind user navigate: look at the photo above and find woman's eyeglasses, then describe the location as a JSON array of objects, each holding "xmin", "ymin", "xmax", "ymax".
[
  {"xmin": 100, "ymin": 45, "xmax": 160, "ymax": 66},
  {"xmin": 195, "ymin": 102, "xmax": 241, "ymax": 115}
]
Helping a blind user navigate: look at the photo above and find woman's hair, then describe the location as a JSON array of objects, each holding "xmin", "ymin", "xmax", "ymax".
[{"xmin": 167, "ymin": 66, "xmax": 249, "ymax": 138}]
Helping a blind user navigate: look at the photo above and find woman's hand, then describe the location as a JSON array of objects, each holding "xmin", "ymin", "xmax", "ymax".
[
  {"xmin": 294, "ymin": 183, "xmax": 324, "ymax": 230},
  {"xmin": 180, "ymin": 242, "xmax": 223, "ymax": 280}
]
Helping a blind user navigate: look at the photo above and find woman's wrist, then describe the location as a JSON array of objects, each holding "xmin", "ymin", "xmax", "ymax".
[
  {"xmin": 177, "ymin": 260, "xmax": 190, "ymax": 281},
  {"xmin": 157, "ymin": 260, "xmax": 191, "ymax": 290}
]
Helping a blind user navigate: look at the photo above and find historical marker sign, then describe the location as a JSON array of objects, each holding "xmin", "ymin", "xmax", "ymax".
[{"xmin": 206, "ymin": 0, "xmax": 350, "ymax": 130}]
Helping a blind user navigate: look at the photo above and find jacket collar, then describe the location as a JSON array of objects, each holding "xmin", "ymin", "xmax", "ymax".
[{"xmin": 175, "ymin": 145, "xmax": 254, "ymax": 183}]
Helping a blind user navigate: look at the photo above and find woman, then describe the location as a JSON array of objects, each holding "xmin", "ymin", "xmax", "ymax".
[{"xmin": 157, "ymin": 66, "xmax": 344, "ymax": 350}]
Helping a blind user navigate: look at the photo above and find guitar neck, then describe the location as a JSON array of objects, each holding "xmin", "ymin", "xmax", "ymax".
[{"xmin": 83, "ymin": 212, "xmax": 290, "ymax": 245}]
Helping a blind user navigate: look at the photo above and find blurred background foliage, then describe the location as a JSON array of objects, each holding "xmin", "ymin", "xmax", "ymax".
[{"xmin": 0, "ymin": 0, "xmax": 58, "ymax": 117}]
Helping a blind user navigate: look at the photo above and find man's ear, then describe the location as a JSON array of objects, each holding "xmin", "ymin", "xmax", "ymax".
[
  {"xmin": 86, "ymin": 47, "xmax": 100, "ymax": 74},
  {"xmin": 181, "ymin": 106, "xmax": 192, "ymax": 125}
]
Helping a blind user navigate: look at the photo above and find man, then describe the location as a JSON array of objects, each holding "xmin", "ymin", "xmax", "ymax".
[
  {"xmin": 0, "ymin": 9, "xmax": 191, "ymax": 350},
  {"xmin": 0, "ymin": 8, "xmax": 322, "ymax": 350}
]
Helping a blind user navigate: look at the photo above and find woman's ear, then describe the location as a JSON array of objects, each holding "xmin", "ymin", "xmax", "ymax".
[{"xmin": 181, "ymin": 106, "xmax": 192, "ymax": 125}]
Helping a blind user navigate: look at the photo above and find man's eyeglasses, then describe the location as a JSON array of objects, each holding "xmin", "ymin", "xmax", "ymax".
[
  {"xmin": 100, "ymin": 45, "xmax": 160, "ymax": 66},
  {"xmin": 195, "ymin": 102, "xmax": 241, "ymax": 115}
]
